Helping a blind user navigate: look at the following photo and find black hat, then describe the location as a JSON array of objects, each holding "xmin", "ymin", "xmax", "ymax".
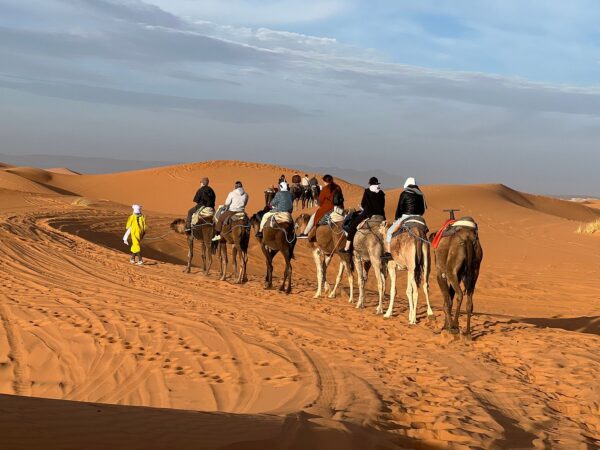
[
  {"xmin": 235, "ymin": 181, "xmax": 243, "ymax": 188},
  {"xmin": 369, "ymin": 176, "xmax": 380, "ymax": 185}
]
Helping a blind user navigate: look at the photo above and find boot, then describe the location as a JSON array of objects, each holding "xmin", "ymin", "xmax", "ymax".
[
  {"xmin": 339, "ymin": 240, "xmax": 352, "ymax": 254},
  {"xmin": 211, "ymin": 232, "xmax": 222, "ymax": 242}
]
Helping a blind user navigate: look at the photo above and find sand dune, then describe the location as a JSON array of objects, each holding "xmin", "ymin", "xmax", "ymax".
[{"xmin": 0, "ymin": 161, "xmax": 599, "ymax": 449}]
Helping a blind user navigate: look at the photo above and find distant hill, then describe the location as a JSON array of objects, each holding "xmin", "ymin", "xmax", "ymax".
[{"xmin": 0, "ymin": 154, "xmax": 177, "ymax": 174}]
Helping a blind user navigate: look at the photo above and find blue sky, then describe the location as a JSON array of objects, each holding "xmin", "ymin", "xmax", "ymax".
[{"xmin": 1, "ymin": 0, "xmax": 600, "ymax": 194}]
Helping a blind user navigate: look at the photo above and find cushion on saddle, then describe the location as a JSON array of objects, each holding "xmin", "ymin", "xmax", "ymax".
[
  {"xmin": 432, "ymin": 217, "xmax": 478, "ymax": 249},
  {"xmin": 191, "ymin": 207, "xmax": 214, "ymax": 226},
  {"xmin": 451, "ymin": 218, "xmax": 477, "ymax": 229},
  {"xmin": 266, "ymin": 212, "xmax": 293, "ymax": 227},
  {"xmin": 357, "ymin": 214, "xmax": 385, "ymax": 231},
  {"xmin": 318, "ymin": 209, "xmax": 345, "ymax": 226},
  {"xmin": 215, "ymin": 206, "xmax": 247, "ymax": 225},
  {"xmin": 391, "ymin": 215, "xmax": 427, "ymax": 239}
]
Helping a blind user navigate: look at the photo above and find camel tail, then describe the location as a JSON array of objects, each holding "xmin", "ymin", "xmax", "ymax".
[
  {"xmin": 211, "ymin": 239, "xmax": 219, "ymax": 254},
  {"xmin": 414, "ymin": 234, "xmax": 423, "ymax": 286},
  {"xmin": 463, "ymin": 237, "xmax": 476, "ymax": 295}
]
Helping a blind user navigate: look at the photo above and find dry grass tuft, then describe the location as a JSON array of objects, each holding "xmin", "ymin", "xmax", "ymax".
[{"xmin": 577, "ymin": 219, "xmax": 600, "ymax": 234}]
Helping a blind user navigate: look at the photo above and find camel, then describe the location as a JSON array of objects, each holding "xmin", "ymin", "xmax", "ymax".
[
  {"xmin": 430, "ymin": 218, "xmax": 483, "ymax": 338},
  {"xmin": 264, "ymin": 188, "xmax": 276, "ymax": 208},
  {"xmin": 250, "ymin": 211, "xmax": 296, "ymax": 294},
  {"xmin": 214, "ymin": 213, "xmax": 250, "ymax": 284},
  {"xmin": 290, "ymin": 183, "xmax": 303, "ymax": 209},
  {"xmin": 384, "ymin": 217, "xmax": 433, "ymax": 324},
  {"xmin": 309, "ymin": 184, "xmax": 320, "ymax": 207},
  {"xmin": 295, "ymin": 214, "xmax": 354, "ymax": 301},
  {"xmin": 170, "ymin": 216, "xmax": 214, "ymax": 275},
  {"xmin": 352, "ymin": 215, "xmax": 386, "ymax": 311}
]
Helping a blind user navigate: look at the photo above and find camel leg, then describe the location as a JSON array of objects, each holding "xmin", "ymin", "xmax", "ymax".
[
  {"xmin": 205, "ymin": 240, "xmax": 213, "ymax": 276},
  {"xmin": 423, "ymin": 244, "xmax": 433, "ymax": 316},
  {"xmin": 219, "ymin": 243, "xmax": 228, "ymax": 281},
  {"xmin": 355, "ymin": 258, "xmax": 365, "ymax": 309},
  {"xmin": 185, "ymin": 235, "xmax": 194, "ymax": 273},
  {"xmin": 313, "ymin": 248, "xmax": 324, "ymax": 298},
  {"xmin": 384, "ymin": 262, "xmax": 396, "ymax": 318},
  {"xmin": 372, "ymin": 259, "xmax": 385, "ymax": 315},
  {"xmin": 241, "ymin": 250, "xmax": 248, "ymax": 283},
  {"xmin": 231, "ymin": 245, "xmax": 239, "ymax": 283},
  {"xmin": 448, "ymin": 273, "xmax": 463, "ymax": 333},
  {"xmin": 280, "ymin": 253, "xmax": 289, "ymax": 292},
  {"xmin": 265, "ymin": 251, "xmax": 274, "ymax": 289},
  {"xmin": 323, "ymin": 255, "xmax": 333, "ymax": 295},
  {"xmin": 346, "ymin": 260, "xmax": 354, "ymax": 303},
  {"xmin": 465, "ymin": 292, "xmax": 474, "ymax": 338},
  {"xmin": 328, "ymin": 262, "xmax": 344, "ymax": 298},
  {"xmin": 285, "ymin": 254, "xmax": 293, "ymax": 294},
  {"xmin": 410, "ymin": 269, "xmax": 420, "ymax": 324},
  {"xmin": 437, "ymin": 273, "xmax": 453, "ymax": 331}
]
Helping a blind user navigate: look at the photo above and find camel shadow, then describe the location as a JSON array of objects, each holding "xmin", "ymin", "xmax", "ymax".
[{"xmin": 520, "ymin": 316, "xmax": 600, "ymax": 336}]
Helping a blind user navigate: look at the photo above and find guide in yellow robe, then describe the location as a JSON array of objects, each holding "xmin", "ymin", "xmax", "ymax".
[{"xmin": 123, "ymin": 204, "xmax": 147, "ymax": 264}]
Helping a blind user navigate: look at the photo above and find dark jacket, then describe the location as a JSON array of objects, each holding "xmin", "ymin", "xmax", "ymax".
[
  {"xmin": 395, "ymin": 185, "xmax": 426, "ymax": 219},
  {"xmin": 271, "ymin": 190, "xmax": 293, "ymax": 213},
  {"xmin": 361, "ymin": 188, "xmax": 386, "ymax": 218},
  {"xmin": 193, "ymin": 185, "xmax": 216, "ymax": 208}
]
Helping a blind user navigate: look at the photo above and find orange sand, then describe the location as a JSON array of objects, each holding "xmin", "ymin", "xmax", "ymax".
[{"xmin": 0, "ymin": 161, "xmax": 599, "ymax": 449}]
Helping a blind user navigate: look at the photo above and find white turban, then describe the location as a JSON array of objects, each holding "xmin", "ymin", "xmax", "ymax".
[
  {"xmin": 132, "ymin": 204, "xmax": 142, "ymax": 214},
  {"xmin": 279, "ymin": 182, "xmax": 289, "ymax": 191},
  {"xmin": 404, "ymin": 177, "xmax": 416, "ymax": 188}
]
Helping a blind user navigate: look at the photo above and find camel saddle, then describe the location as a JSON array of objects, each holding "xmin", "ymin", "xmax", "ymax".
[
  {"xmin": 431, "ymin": 217, "xmax": 478, "ymax": 249},
  {"xmin": 318, "ymin": 207, "xmax": 345, "ymax": 226},
  {"xmin": 191, "ymin": 207, "xmax": 214, "ymax": 226},
  {"xmin": 265, "ymin": 212, "xmax": 293, "ymax": 228},
  {"xmin": 391, "ymin": 215, "xmax": 428, "ymax": 239},
  {"xmin": 357, "ymin": 215, "xmax": 385, "ymax": 231},
  {"xmin": 215, "ymin": 206, "xmax": 248, "ymax": 225}
]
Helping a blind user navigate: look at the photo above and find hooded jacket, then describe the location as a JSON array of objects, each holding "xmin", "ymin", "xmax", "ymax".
[
  {"xmin": 361, "ymin": 186, "xmax": 386, "ymax": 218},
  {"xmin": 395, "ymin": 185, "xmax": 426, "ymax": 219},
  {"xmin": 224, "ymin": 187, "xmax": 249, "ymax": 212},
  {"xmin": 193, "ymin": 185, "xmax": 216, "ymax": 208},
  {"xmin": 271, "ymin": 190, "xmax": 293, "ymax": 213}
]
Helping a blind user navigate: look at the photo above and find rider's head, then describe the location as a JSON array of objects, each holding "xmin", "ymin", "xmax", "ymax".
[
  {"xmin": 201, "ymin": 177, "xmax": 209, "ymax": 186},
  {"xmin": 322, "ymin": 174, "xmax": 333, "ymax": 185},
  {"xmin": 279, "ymin": 181, "xmax": 289, "ymax": 191},
  {"xmin": 404, "ymin": 177, "xmax": 416, "ymax": 188},
  {"xmin": 235, "ymin": 181, "xmax": 243, "ymax": 189}
]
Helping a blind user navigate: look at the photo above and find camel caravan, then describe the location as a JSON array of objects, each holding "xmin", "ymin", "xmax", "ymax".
[{"xmin": 168, "ymin": 172, "xmax": 483, "ymax": 338}]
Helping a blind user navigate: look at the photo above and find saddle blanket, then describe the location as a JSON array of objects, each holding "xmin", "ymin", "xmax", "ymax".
[
  {"xmin": 261, "ymin": 211, "xmax": 293, "ymax": 230},
  {"xmin": 191, "ymin": 207, "xmax": 215, "ymax": 226},
  {"xmin": 357, "ymin": 214, "xmax": 385, "ymax": 230},
  {"xmin": 391, "ymin": 216, "xmax": 428, "ymax": 239},
  {"xmin": 215, "ymin": 206, "xmax": 247, "ymax": 224},
  {"xmin": 431, "ymin": 217, "xmax": 478, "ymax": 249}
]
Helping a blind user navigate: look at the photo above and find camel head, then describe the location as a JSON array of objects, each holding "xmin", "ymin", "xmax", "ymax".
[
  {"xmin": 170, "ymin": 219, "xmax": 186, "ymax": 234},
  {"xmin": 294, "ymin": 213, "xmax": 310, "ymax": 235}
]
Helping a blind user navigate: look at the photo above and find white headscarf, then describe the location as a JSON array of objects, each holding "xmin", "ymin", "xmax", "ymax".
[
  {"xmin": 279, "ymin": 181, "xmax": 289, "ymax": 191},
  {"xmin": 404, "ymin": 177, "xmax": 416, "ymax": 188},
  {"xmin": 132, "ymin": 204, "xmax": 142, "ymax": 214}
]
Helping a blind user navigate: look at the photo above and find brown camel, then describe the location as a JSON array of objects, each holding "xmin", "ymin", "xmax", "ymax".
[
  {"xmin": 170, "ymin": 216, "xmax": 214, "ymax": 274},
  {"xmin": 295, "ymin": 214, "xmax": 353, "ymax": 301},
  {"xmin": 384, "ymin": 217, "xmax": 433, "ymax": 323},
  {"xmin": 250, "ymin": 211, "xmax": 296, "ymax": 294},
  {"xmin": 290, "ymin": 183, "xmax": 303, "ymax": 209},
  {"xmin": 214, "ymin": 213, "xmax": 250, "ymax": 284},
  {"xmin": 430, "ymin": 218, "xmax": 483, "ymax": 337},
  {"xmin": 352, "ymin": 215, "xmax": 386, "ymax": 311}
]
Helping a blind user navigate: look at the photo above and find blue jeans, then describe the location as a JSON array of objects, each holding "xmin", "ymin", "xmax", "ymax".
[{"xmin": 386, "ymin": 215, "xmax": 410, "ymax": 243}]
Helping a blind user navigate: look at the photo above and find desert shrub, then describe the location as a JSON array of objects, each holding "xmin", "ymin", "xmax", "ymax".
[{"xmin": 577, "ymin": 219, "xmax": 600, "ymax": 234}]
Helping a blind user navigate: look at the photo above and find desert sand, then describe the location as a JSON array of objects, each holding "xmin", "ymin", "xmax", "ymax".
[{"xmin": 0, "ymin": 161, "xmax": 599, "ymax": 449}]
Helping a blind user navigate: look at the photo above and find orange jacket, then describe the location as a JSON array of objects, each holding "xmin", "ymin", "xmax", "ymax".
[{"xmin": 314, "ymin": 184, "xmax": 341, "ymax": 225}]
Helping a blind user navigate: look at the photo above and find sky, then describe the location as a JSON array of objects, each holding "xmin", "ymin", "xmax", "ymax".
[{"xmin": 1, "ymin": 0, "xmax": 599, "ymax": 194}]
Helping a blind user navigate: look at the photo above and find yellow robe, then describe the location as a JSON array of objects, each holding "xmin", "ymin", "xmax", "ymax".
[{"xmin": 126, "ymin": 214, "xmax": 147, "ymax": 253}]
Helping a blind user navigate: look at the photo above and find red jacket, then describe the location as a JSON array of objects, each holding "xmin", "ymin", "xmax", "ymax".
[{"xmin": 314, "ymin": 184, "xmax": 340, "ymax": 225}]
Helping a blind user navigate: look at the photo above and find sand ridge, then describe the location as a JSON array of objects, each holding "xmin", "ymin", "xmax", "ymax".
[{"xmin": 0, "ymin": 161, "xmax": 599, "ymax": 449}]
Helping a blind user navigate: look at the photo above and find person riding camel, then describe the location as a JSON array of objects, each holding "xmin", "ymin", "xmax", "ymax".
[
  {"xmin": 340, "ymin": 177, "xmax": 386, "ymax": 253},
  {"xmin": 301, "ymin": 174, "xmax": 310, "ymax": 188},
  {"xmin": 297, "ymin": 174, "xmax": 343, "ymax": 239},
  {"xmin": 256, "ymin": 181, "xmax": 293, "ymax": 238},
  {"xmin": 309, "ymin": 175, "xmax": 318, "ymax": 187},
  {"xmin": 383, "ymin": 177, "xmax": 427, "ymax": 258},
  {"xmin": 212, "ymin": 181, "xmax": 249, "ymax": 241},
  {"xmin": 123, "ymin": 204, "xmax": 147, "ymax": 265},
  {"xmin": 185, "ymin": 177, "xmax": 216, "ymax": 232}
]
